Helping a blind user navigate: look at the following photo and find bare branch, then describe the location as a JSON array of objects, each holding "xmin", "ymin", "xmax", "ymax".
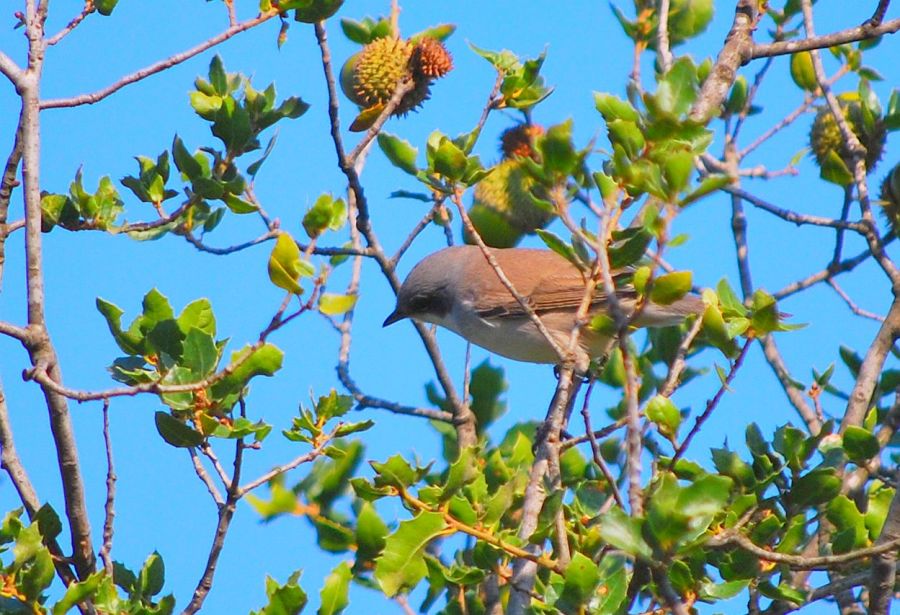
[
  {"xmin": 0, "ymin": 51, "xmax": 23, "ymax": 85},
  {"xmin": 238, "ymin": 442, "xmax": 331, "ymax": 497},
  {"xmin": 841, "ymin": 298, "xmax": 900, "ymax": 432},
  {"xmin": 660, "ymin": 314, "xmax": 705, "ymax": 397},
  {"xmin": 751, "ymin": 18, "xmax": 900, "ymax": 59},
  {"xmin": 189, "ymin": 449, "xmax": 224, "ymax": 507},
  {"xmin": 723, "ymin": 186, "xmax": 865, "ymax": 231},
  {"xmin": 181, "ymin": 498, "xmax": 237, "ymax": 615},
  {"xmin": 656, "ymin": 0, "xmax": 674, "ymax": 73},
  {"xmin": 869, "ymin": 487, "xmax": 900, "ymax": 613},
  {"xmin": 760, "ymin": 335, "xmax": 822, "ymax": 433},
  {"xmin": 0, "ymin": 113, "xmax": 25, "ymax": 290},
  {"xmin": 828, "ymin": 278, "xmax": 884, "ymax": 322},
  {"xmin": 689, "ymin": 0, "xmax": 758, "ymax": 122},
  {"xmin": 0, "ymin": 379, "xmax": 79, "ymax": 587},
  {"xmin": 40, "ymin": 10, "xmax": 279, "ymax": 109},
  {"xmin": 580, "ymin": 379, "xmax": 624, "ymax": 508},
  {"xmin": 313, "ymin": 20, "xmax": 474, "ymax": 444},
  {"xmin": 802, "ymin": 1, "xmax": 900, "ymax": 289},
  {"xmin": 45, "ymin": 3, "xmax": 93, "ymax": 46},
  {"xmin": 99, "ymin": 400, "xmax": 116, "ymax": 577},
  {"xmin": 672, "ymin": 338, "xmax": 752, "ymax": 464},
  {"xmin": 709, "ymin": 530, "xmax": 900, "ymax": 570},
  {"xmin": 773, "ymin": 238, "xmax": 892, "ymax": 300}
]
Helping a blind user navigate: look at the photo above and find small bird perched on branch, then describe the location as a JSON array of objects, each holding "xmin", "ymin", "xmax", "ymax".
[{"xmin": 384, "ymin": 246, "xmax": 704, "ymax": 372}]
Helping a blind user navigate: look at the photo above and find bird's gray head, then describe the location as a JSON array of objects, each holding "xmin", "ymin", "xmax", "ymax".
[{"xmin": 383, "ymin": 248, "xmax": 460, "ymax": 327}]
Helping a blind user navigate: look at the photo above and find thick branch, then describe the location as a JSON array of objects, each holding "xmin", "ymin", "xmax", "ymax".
[
  {"xmin": 689, "ymin": 0, "xmax": 758, "ymax": 122},
  {"xmin": 841, "ymin": 298, "xmax": 900, "ymax": 432},
  {"xmin": 869, "ymin": 488, "xmax": 900, "ymax": 613}
]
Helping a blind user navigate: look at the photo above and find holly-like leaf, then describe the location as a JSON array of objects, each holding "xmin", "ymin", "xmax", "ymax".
[{"xmin": 374, "ymin": 512, "xmax": 447, "ymax": 596}]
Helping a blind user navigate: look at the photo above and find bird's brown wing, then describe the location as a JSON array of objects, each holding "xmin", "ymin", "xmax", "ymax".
[{"xmin": 467, "ymin": 248, "xmax": 632, "ymax": 319}]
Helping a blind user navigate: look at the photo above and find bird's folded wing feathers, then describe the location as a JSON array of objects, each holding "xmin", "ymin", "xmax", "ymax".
[{"xmin": 467, "ymin": 250, "xmax": 636, "ymax": 319}]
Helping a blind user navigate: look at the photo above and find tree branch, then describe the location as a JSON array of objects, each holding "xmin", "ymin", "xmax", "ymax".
[
  {"xmin": 751, "ymin": 18, "xmax": 900, "ymax": 59},
  {"xmin": 40, "ymin": 10, "xmax": 278, "ymax": 109},
  {"xmin": 841, "ymin": 298, "xmax": 900, "ymax": 432}
]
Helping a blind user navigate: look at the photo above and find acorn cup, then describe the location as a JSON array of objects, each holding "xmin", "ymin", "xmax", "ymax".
[
  {"xmin": 464, "ymin": 124, "xmax": 555, "ymax": 248},
  {"xmin": 878, "ymin": 163, "xmax": 900, "ymax": 236},
  {"xmin": 809, "ymin": 98, "xmax": 886, "ymax": 175},
  {"xmin": 340, "ymin": 36, "xmax": 452, "ymax": 131}
]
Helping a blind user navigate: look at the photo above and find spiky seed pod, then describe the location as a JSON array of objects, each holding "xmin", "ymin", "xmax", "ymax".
[
  {"xmin": 465, "ymin": 159, "xmax": 554, "ymax": 247},
  {"xmin": 411, "ymin": 38, "xmax": 453, "ymax": 79},
  {"xmin": 340, "ymin": 37, "xmax": 435, "ymax": 116},
  {"xmin": 500, "ymin": 124, "xmax": 545, "ymax": 160},
  {"xmin": 809, "ymin": 101, "xmax": 887, "ymax": 173},
  {"xmin": 879, "ymin": 163, "xmax": 900, "ymax": 236}
]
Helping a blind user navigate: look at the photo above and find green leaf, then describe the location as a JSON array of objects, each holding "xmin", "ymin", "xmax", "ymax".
[
  {"xmin": 820, "ymin": 149, "xmax": 853, "ymax": 186},
  {"xmin": 680, "ymin": 174, "xmax": 730, "ymax": 206},
  {"xmin": 791, "ymin": 467, "xmax": 842, "ymax": 508},
  {"xmin": 790, "ymin": 51, "xmax": 818, "ymax": 91},
  {"xmin": 96, "ymin": 297, "xmax": 143, "ymax": 355},
  {"xmin": 172, "ymin": 135, "xmax": 203, "ymax": 180},
  {"xmin": 224, "ymin": 193, "xmax": 258, "ymax": 214},
  {"xmin": 556, "ymin": 552, "xmax": 601, "ymax": 612},
  {"xmin": 154, "ymin": 412, "xmax": 203, "ymax": 448},
  {"xmin": 646, "ymin": 395, "xmax": 682, "ymax": 439},
  {"xmin": 319, "ymin": 293, "xmax": 357, "ymax": 316},
  {"xmin": 210, "ymin": 343, "xmax": 284, "ymax": 402},
  {"xmin": 374, "ymin": 512, "xmax": 447, "ymax": 597},
  {"xmin": 315, "ymin": 390, "xmax": 354, "ymax": 421},
  {"xmin": 52, "ymin": 572, "xmax": 104, "ymax": 615},
  {"xmin": 94, "ymin": 0, "xmax": 119, "ymax": 16},
  {"xmin": 181, "ymin": 328, "xmax": 219, "ymax": 378},
  {"xmin": 318, "ymin": 561, "xmax": 352, "ymax": 615},
  {"xmin": 663, "ymin": 151, "xmax": 695, "ymax": 196},
  {"xmin": 137, "ymin": 551, "xmax": 165, "ymax": 598},
  {"xmin": 843, "ymin": 426, "xmax": 880, "ymax": 463},
  {"xmin": 355, "ymin": 501, "xmax": 389, "ymax": 562},
  {"xmin": 540, "ymin": 120, "xmax": 578, "ymax": 177},
  {"xmin": 598, "ymin": 508, "xmax": 652, "ymax": 559},
  {"xmin": 377, "ymin": 133, "xmax": 418, "ymax": 175},
  {"xmin": 303, "ymin": 194, "xmax": 347, "ymax": 239},
  {"xmin": 594, "ymin": 92, "xmax": 639, "ymax": 122},
  {"xmin": 177, "ymin": 299, "xmax": 216, "ymax": 336},
  {"xmin": 252, "ymin": 571, "xmax": 307, "ymax": 615},
  {"xmin": 370, "ymin": 455, "xmax": 419, "ymax": 489},
  {"xmin": 268, "ymin": 233, "xmax": 305, "ymax": 294},
  {"xmin": 650, "ymin": 271, "xmax": 692, "ymax": 305},
  {"xmin": 433, "ymin": 139, "xmax": 468, "ymax": 181}
]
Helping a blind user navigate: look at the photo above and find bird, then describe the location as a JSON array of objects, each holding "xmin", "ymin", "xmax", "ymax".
[{"xmin": 383, "ymin": 245, "xmax": 704, "ymax": 372}]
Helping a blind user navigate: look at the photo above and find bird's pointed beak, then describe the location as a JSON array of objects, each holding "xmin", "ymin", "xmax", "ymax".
[{"xmin": 383, "ymin": 309, "xmax": 407, "ymax": 327}]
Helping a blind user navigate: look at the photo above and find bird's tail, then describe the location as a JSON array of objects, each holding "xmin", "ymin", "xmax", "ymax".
[{"xmin": 635, "ymin": 294, "xmax": 706, "ymax": 328}]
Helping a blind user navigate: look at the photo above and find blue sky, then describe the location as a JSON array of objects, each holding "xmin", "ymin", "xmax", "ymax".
[{"xmin": 0, "ymin": 1, "xmax": 898, "ymax": 613}]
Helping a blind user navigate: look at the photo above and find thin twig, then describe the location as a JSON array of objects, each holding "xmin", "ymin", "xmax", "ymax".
[
  {"xmin": 45, "ymin": 2, "xmax": 93, "ymax": 46},
  {"xmin": 99, "ymin": 400, "xmax": 116, "ymax": 577},
  {"xmin": 190, "ymin": 449, "xmax": 224, "ymax": 506},
  {"xmin": 827, "ymin": 279, "xmax": 884, "ymax": 322},
  {"xmin": 41, "ymin": 10, "xmax": 279, "ymax": 109},
  {"xmin": 709, "ymin": 530, "xmax": 900, "ymax": 570},
  {"xmin": 723, "ymin": 186, "xmax": 865, "ymax": 231},
  {"xmin": 672, "ymin": 338, "xmax": 752, "ymax": 464},
  {"xmin": 580, "ymin": 379, "xmax": 624, "ymax": 508},
  {"xmin": 314, "ymin": 20, "xmax": 474, "ymax": 444},
  {"xmin": 238, "ymin": 438, "xmax": 333, "ymax": 496}
]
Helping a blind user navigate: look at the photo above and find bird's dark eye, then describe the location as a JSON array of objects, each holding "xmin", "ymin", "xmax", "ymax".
[{"xmin": 407, "ymin": 295, "xmax": 432, "ymax": 314}]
